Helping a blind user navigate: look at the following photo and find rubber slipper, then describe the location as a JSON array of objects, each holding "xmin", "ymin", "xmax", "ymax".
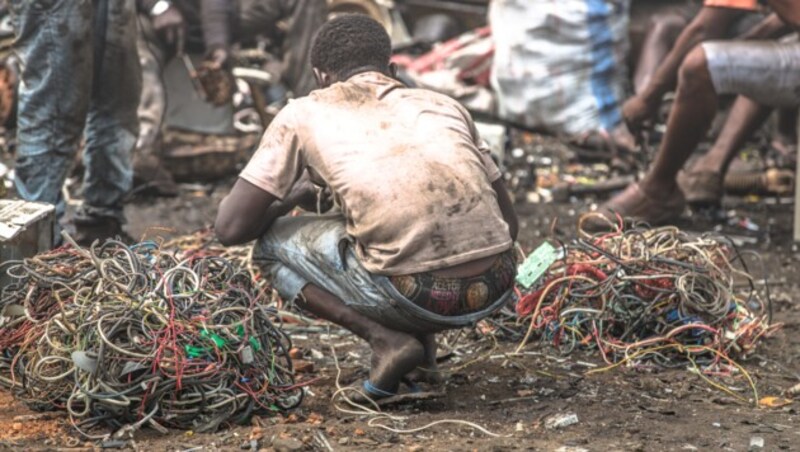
[
  {"xmin": 364, "ymin": 379, "xmax": 444, "ymax": 407},
  {"xmin": 346, "ymin": 378, "xmax": 429, "ymax": 406},
  {"xmin": 362, "ymin": 380, "xmax": 398, "ymax": 400},
  {"xmin": 361, "ymin": 377, "xmax": 423, "ymax": 399}
]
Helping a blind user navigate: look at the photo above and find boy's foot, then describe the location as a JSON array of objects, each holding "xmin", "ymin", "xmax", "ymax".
[
  {"xmin": 407, "ymin": 333, "xmax": 443, "ymax": 385},
  {"xmin": 366, "ymin": 330, "xmax": 425, "ymax": 396}
]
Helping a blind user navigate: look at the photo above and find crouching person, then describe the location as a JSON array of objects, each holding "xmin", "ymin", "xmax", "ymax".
[{"xmin": 214, "ymin": 15, "xmax": 518, "ymax": 399}]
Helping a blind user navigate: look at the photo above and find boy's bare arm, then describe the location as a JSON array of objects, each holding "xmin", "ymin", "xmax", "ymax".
[{"xmin": 215, "ymin": 175, "xmax": 318, "ymax": 246}]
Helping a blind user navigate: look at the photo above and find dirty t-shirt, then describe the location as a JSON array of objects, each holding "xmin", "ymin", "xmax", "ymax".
[{"xmin": 240, "ymin": 71, "xmax": 513, "ymax": 276}]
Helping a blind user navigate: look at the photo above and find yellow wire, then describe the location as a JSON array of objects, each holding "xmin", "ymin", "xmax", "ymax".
[{"xmin": 586, "ymin": 343, "xmax": 758, "ymax": 406}]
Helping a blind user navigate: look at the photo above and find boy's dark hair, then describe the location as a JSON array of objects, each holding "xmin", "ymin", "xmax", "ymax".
[{"xmin": 310, "ymin": 14, "xmax": 392, "ymax": 79}]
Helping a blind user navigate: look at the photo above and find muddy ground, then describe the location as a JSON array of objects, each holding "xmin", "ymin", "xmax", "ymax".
[{"xmin": 2, "ymin": 172, "xmax": 800, "ymax": 451}]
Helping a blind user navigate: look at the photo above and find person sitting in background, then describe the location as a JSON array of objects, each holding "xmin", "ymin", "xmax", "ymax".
[
  {"xmin": 215, "ymin": 15, "xmax": 519, "ymax": 399},
  {"xmin": 134, "ymin": 0, "xmax": 327, "ymax": 195},
  {"xmin": 627, "ymin": 1, "xmax": 795, "ymax": 207},
  {"xmin": 138, "ymin": 0, "xmax": 327, "ymax": 96},
  {"xmin": 596, "ymin": 0, "xmax": 799, "ymax": 224}
]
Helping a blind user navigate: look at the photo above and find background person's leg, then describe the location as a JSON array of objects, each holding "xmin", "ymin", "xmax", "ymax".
[
  {"xmin": 9, "ymin": 0, "xmax": 94, "ymax": 237},
  {"xmin": 678, "ymin": 96, "xmax": 772, "ymax": 205},
  {"xmin": 634, "ymin": 13, "xmax": 688, "ymax": 95},
  {"xmin": 279, "ymin": 0, "xmax": 327, "ymax": 97},
  {"xmin": 678, "ymin": 40, "xmax": 800, "ymax": 204},
  {"xmin": 773, "ymin": 108, "xmax": 798, "ymax": 159},
  {"xmin": 640, "ymin": 45, "xmax": 717, "ymax": 197},
  {"xmin": 132, "ymin": 17, "xmax": 176, "ymax": 195},
  {"xmin": 79, "ymin": 0, "xmax": 142, "ymax": 237},
  {"xmin": 238, "ymin": 0, "xmax": 327, "ymax": 97},
  {"xmin": 136, "ymin": 19, "xmax": 167, "ymax": 159},
  {"xmin": 597, "ymin": 45, "xmax": 716, "ymax": 223},
  {"xmin": 687, "ymin": 97, "xmax": 772, "ymax": 178}
]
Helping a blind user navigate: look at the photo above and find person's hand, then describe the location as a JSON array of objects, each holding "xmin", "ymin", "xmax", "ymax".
[
  {"xmin": 152, "ymin": 6, "xmax": 186, "ymax": 54},
  {"xmin": 621, "ymin": 95, "xmax": 658, "ymax": 136},
  {"xmin": 287, "ymin": 172, "xmax": 333, "ymax": 213},
  {"xmin": 205, "ymin": 48, "xmax": 230, "ymax": 71}
]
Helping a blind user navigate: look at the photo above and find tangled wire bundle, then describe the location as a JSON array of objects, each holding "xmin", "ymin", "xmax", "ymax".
[
  {"xmin": 0, "ymin": 237, "xmax": 302, "ymax": 438},
  {"xmin": 515, "ymin": 220, "xmax": 779, "ymax": 376}
]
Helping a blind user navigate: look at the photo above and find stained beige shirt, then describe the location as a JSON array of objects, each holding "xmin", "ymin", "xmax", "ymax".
[{"xmin": 240, "ymin": 72, "xmax": 512, "ymax": 275}]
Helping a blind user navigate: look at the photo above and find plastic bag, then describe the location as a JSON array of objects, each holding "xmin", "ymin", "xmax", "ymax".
[{"xmin": 490, "ymin": 0, "xmax": 631, "ymax": 135}]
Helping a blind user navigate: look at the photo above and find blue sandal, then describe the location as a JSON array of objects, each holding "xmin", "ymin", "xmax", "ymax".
[
  {"xmin": 362, "ymin": 380, "xmax": 397, "ymax": 399},
  {"xmin": 361, "ymin": 378, "xmax": 422, "ymax": 400}
]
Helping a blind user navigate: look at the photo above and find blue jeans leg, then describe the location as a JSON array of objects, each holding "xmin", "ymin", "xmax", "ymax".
[
  {"xmin": 80, "ymin": 0, "xmax": 141, "ymax": 222},
  {"xmin": 10, "ymin": 0, "xmax": 94, "ymax": 222}
]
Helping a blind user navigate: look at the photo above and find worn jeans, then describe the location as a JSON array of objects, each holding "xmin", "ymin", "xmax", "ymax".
[
  {"xmin": 253, "ymin": 214, "xmax": 513, "ymax": 334},
  {"xmin": 9, "ymin": 0, "xmax": 141, "ymax": 224}
]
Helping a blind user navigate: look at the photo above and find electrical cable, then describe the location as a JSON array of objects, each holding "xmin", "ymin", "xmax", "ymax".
[
  {"xmin": 514, "ymin": 215, "xmax": 780, "ymax": 405},
  {"xmin": 0, "ymin": 234, "xmax": 303, "ymax": 438}
]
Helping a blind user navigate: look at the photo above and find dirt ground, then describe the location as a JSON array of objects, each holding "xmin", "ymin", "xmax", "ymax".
[{"xmin": 2, "ymin": 173, "xmax": 799, "ymax": 451}]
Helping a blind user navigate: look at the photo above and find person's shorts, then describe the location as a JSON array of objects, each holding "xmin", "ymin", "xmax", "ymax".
[
  {"xmin": 702, "ymin": 38, "xmax": 800, "ymax": 108},
  {"xmin": 253, "ymin": 214, "xmax": 514, "ymax": 334},
  {"xmin": 703, "ymin": 0, "xmax": 758, "ymax": 10}
]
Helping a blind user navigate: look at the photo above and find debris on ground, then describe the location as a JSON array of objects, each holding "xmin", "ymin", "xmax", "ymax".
[
  {"xmin": 544, "ymin": 412, "xmax": 580, "ymax": 430},
  {"xmin": 749, "ymin": 436, "xmax": 765, "ymax": 450}
]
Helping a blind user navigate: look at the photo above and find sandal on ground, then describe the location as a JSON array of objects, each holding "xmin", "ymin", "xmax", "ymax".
[
  {"xmin": 676, "ymin": 170, "xmax": 723, "ymax": 206},
  {"xmin": 363, "ymin": 380, "xmax": 401, "ymax": 399},
  {"xmin": 351, "ymin": 379, "xmax": 446, "ymax": 407},
  {"xmin": 347, "ymin": 378, "xmax": 424, "ymax": 405},
  {"xmin": 595, "ymin": 182, "xmax": 685, "ymax": 226}
]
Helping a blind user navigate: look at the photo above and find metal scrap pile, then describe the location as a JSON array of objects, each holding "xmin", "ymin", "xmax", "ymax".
[{"xmin": 0, "ymin": 237, "xmax": 302, "ymax": 438}]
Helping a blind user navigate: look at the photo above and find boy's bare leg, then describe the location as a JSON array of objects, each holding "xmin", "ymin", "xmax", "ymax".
[
  {"xmin": 297, "ymin": 284, "xmax": 425, "ymax": 393},
  {"xmin": 408, "ymin": 333, "xmax": 444, "ymax": 384}
]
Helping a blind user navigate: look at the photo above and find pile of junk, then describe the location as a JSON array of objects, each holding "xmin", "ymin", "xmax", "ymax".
[{"xmin": 0, "ymin": 0, "xmax": 793, "ymax": 208}]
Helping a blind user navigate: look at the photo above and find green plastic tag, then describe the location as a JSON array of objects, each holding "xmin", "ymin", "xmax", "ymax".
[
  {"xmin": 236, "ymin": 324, "xmax": 261, "ymax": 351},
  {"xmin": 185, "ymin": 345, "xmax": 207, "ymax": 358},
  {"xmin": 201, "ymin": 330, "xmax": 226, "ymax": 348},
  {"xmin": 516, "ymin": 241, "xmax": 560, "ymax": 289}
]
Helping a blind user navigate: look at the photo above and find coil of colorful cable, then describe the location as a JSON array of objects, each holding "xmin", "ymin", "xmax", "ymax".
[
  {"xmin": 0, "ymin": 235, "xmax": 303, "ymax": 438},
  {"xmin": 515, "ymin": 215, "xmax": 780, "ymax": 389}
]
